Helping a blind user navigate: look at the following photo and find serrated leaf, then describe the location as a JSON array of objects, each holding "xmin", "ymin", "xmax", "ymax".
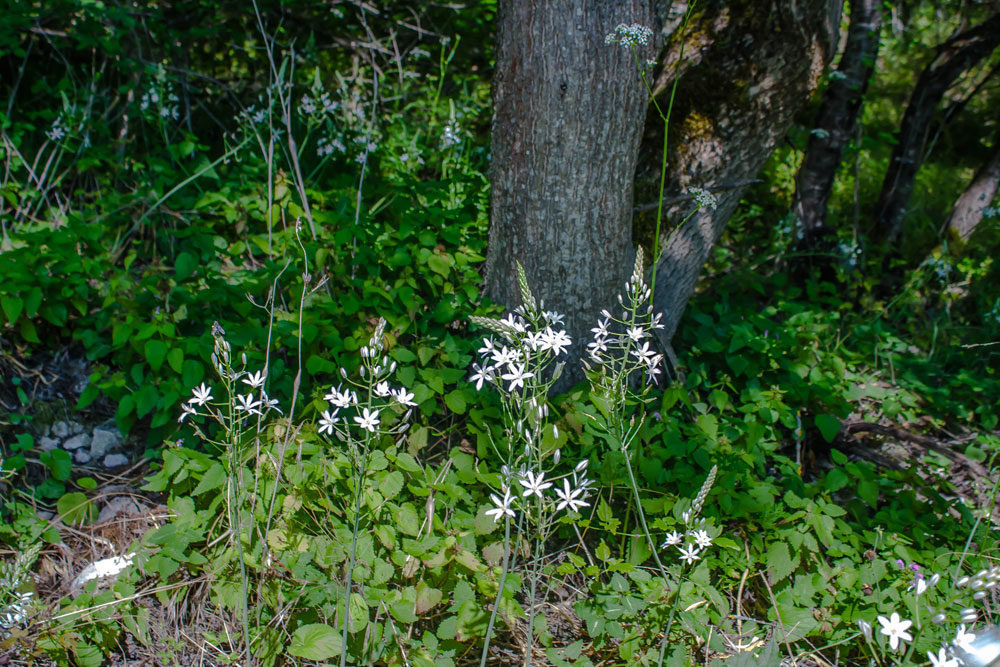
[
  {"xmin": 192, "ymin": 462, "xmax": 226, "ymax": 496},
  {"xmin": 415, "ymin": 581, "xmax": 443, "ymax": 615},
  {"xmin": 379, "ymin": 470, "xmax": 405, "ymax": 500},
  {"xmin": 766, "ymin": 541, "xmax": 796, "ymax": 584},
  {"xmin": 288, "ymin": 623, "xmax": 342, "ymax": 660}
]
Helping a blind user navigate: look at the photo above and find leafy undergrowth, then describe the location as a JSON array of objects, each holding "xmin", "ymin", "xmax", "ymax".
[{"xmin": 1, "ymin": 2, "xmax": 999, "ymax": 667}]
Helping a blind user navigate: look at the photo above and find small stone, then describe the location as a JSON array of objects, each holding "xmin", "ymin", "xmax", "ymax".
[
  {"xmin": 68, "ymin": 421, "xmax": 84, "ymax": 435},
  {"xmin": 103, "ymin": 454, "xmax": 129, "ymax": 468},
  {"xmin": 40, "ymin": 423, "xmax": 51, "ymax": 437},
  {"xmin": 90, "ymin": 429, "xmax": 122, "ymax": 458},
  {"xmin": 52, "ymin": 421, "xmax": 71, "ymax": 438},
  {"xmin": 62, "ymin": 434, "xmax": 91, "ymax": 451},
  {"xmin": 97, "ymin": 497, "xmax": 142, "ymax": 523},
  {"xmin": 74, "ymin": 450, "xmax": 91, "ymax": 464},
  {"xmin": 38, "ymin": 436, "xmax": 60, "ymax": 451}
]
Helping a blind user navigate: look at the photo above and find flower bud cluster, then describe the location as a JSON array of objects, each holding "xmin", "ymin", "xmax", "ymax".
[{"xmin": 604, "ymin": 23, "xmax": 654, "ymax": 48}]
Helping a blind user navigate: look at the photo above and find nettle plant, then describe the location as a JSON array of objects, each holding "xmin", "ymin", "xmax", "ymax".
[{"xmin": 468, "ymin": 252, "xmax": 719, "ymax": 666}]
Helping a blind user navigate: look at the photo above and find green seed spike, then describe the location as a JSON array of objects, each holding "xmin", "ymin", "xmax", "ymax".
[
  {"xmin": 631, "ymin": 247, "xmax": 645, "ymax": 287},
  {"xmin": 469, "ymin": 315, "xmax": 517, "ymax": 338},
  {"xmin": 515, "ymin": 261, "xmax": 537, "ymax": 313}
]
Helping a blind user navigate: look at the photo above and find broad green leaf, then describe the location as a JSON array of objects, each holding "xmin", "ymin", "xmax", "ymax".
[
  {"xmin": 192, "ymin": 462, "xmax": 227, "ymax": 496},
  {"xmin": 167, "ymin": 348, "xmax": 184, "ymax": 373},
  {"xmin": 415, "ymin": 581, "xmax": 443, "ymax": 615},
  {"xmin": 1, "ymin": 295, "xmax": 23, "ymax": 323},
  {"xmin": 58, "ymin": 492, "xmax": 95, "ymax": 525},
  {"xmin": 814, "ymin": 414, "xmax": 841, "ymax": 443},
  {"xmin": 145, "ymin": 340, "xmax": 168, "ymax": 372},
  {"xmin": 379, "ymin": 470, "xmax": 405, "ymax": 500},
  {"xmin": 766, "ymin": 540, "xmax": 796, "ymax": 584},
  {"xmin": 288, "ymin": 623, "xmax": 342, "ymax": 660}
]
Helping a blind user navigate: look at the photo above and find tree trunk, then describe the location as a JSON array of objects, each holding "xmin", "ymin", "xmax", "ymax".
[
  {"xmin": 792, "ymin": 0, "xmax": 882, "ymax": 242},
  {"xmin": 485, "ymin": 0, "xmax": 655, "ymax": 387},
  {"xmin": 875, "ymin": 12, "xmax": 1000, "ymax": 243},
  {"xmin": 947, "ymin": 138, "xmax": 1000, "ymax": 241},
  {"xmin": 643, "ymin": 0, "xmax": 843, "ymax": 342}
]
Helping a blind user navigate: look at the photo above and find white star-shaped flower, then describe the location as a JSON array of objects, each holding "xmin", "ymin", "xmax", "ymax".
[
  {"xmin": 353, "ymin": 407, "xmax": 380, "ymax": 433},
  {"xmin": 392, "ymin": 388, "xmax": 417, "ymax": 407},
  {"xmin": 630, "ymin": 341, "xmax": 656, "ymax": 365},
  {"xmin": 554, "ymin": 479, "xmax": 590, "ymax": 513},
  {"xmin": 691, "ymin": 529, "xmax": 713, "ymax": 549},
  {"xmin": 518, "ymin": 470, "xmax": 552, "ymax": 499},
  {"xmin": 627, "ymin": 326, "xmax": 645, "ymax": 342},
  {"xmin": 178, "ymin": 403, "xmax": 197, "ymax": 423},
  {"xmin": 478, "ymin": 337, "xmax": 495, "ymax": 357},
  {"xmin": 501, "ymin": 363, "xmax": 534, "ymax": 392},
  {"xmin": 877, "ymin": 612, "xmax": 913, "ymax": 651},
  {"xmin": 235, "ymin": 393, "xmax": 263, "ymax": 415},
  {"xmin": 927, "ymin": 647, "xmax": 958, "ymax": 667},
  {"xmin": 325, "ymin": 386, "xmax": 355, "ymax": 408},
  {"xmin": 318, "ymin": 410, "xmax": 338, "ymax": 435},
  {"xmin": 374, "ymin": 381, "xmax": 391, "ymax": 397},
  {"xmin": 591, "ymin": 318, "xmax": 610, "ymax": 338},
  {"xmin": 485, "ymin": 490, "xmax": 515, "ymax": 523},
  {"xmin": 677, "ymin": 543, "xmax": 701, "ymax": 564},
  {"xmin": 242, "ymin": 370, "xmax": 265, "ymax": 389},
  {"xmin": 953, "ymin": 625, "xmax": 976, "ymax": 653},
  {"xmin": 661, "ymin": 531, "xmax": 683, "ymax": 548},
  {"xmin": 190, "ymin": 383, "xmax": 213, "ymax": 406},
  {"xmin": 470, "ymin": 363, "xmax": 494, "ymax": 391},
  {"xmin": 541, "ymin": 328, "xmax": 572, "ymax": 356}
]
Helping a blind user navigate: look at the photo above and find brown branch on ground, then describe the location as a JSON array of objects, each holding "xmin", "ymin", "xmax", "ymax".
[{"xmin": 843, "ymin": 421, "xmax": 990, "ymax": 478}]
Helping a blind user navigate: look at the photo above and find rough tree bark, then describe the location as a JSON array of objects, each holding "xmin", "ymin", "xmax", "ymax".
[
  {"xmin": 947, "ymin": 137, "xmax": 1000, "ymax": 241},
  {"xmin": 643, "ymin": 0, "xmax": 843, "ymax": 342},
  {"xmin": 875, "ymin": 12, "xmax": 1000, "ymax": 243},
  {"xmin": 792, "ymin": 0, "xmax": 882, "ymax": 242},
  {"xmin": 485, "ymin": 0, "xmax": 655, "ymax": 385}
]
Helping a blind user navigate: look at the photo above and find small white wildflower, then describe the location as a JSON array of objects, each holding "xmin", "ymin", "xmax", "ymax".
[
  {"xmin": 353, "ymin": 407, "xmax": 380, "ymax": 433},
  {"xmin": 858, "ymin": 619, "xmax": 873, "ymax": 642},
  {"xmin": 555, "ymin": 479, "xmax": 590, "ymax": 513},
  {"xmin": 47, "ymin": 123, "xmax": 66, "ymax": 141},
  {"xmin": 477, "ymin": 337, "xmax": 496, "ymax": 357},
  {"xmin": 627, "ymin": 326, "xmax": 645, "ymax": 342},
  {"xmin": 325, "ymin": 386, "xmax": 355, "ymax": 409},
  {"xmin": 318, "ymin": 410, "xmax": 338, "ymax": 435},
  {"xmin": 441, "ymin": 123, "xmax": 460, "ymax": 148},
  {"xmin": 691, "ymin": 529, "xmax": 713, "ymax": 549},
  {"xmin": 485, "ymin": 490, "xmax": 515, "ymax": 523},
  {"xmin": 927, "ymin": 647, "xmax": 958, "ymax": 667},
  {"xmin": 540, "ymin": 328, "xmax": 572, "ymax": 356},
  {"xmin": 878, "ymin": 612, "xmax": 913, "ymax": 651},
  {"xmin": 501, "ymin": 362, "xmax": 534, "ymax": 392},
  {"xmin": 591, "ymin": 318, "xmax": 610, "ymax": 338},
  {"xmin": 519, "ymin": 470, "xmax": 553, "ymax": 499},
  {"xmin": 242, "ymin": 370, "xmax": 265, "ymax": 389},
  {"xmin": 661, "ymin": 531, "xmax": 683, "ymax": 548},
  {"xmin": 677, "ymin": 543, "xmax": 701, "ymax": 564},
  {"xmin": 470, "ymin": 363, "xmax": 494, "ymax": 391},
  {"xmin": 605, "ymin": 23, "xmax": 654, "ymax": 48},
  {"xmin": 953, "ymin": 625, "xmax": 976, "ymax": 653},
  {"xmin": 178, "ymin": 402, "xmax": 197, "ymax": 423},
  {"xmin": 300, "ymin": 95, "xmax": 316, "ymax": 114},
  {"xmin": 392, "ymin": 388, "xmax": 417, "ymax": 407},
  {"xmin": 190, "ymin": 383, "xmax": 213, "ymax": 406},
  {"xmin": 374, "ymin": 381, "xmax": 391, "ymax": 397},
  {"xmin": 689, "ymin": 186, "xmax": 718, "ymax": 210},
  {"xmin": 630, "ymin": 341, "xmax": 656, "ymax": 365},
  {"xmin": 235, "ymin": 393, "xmax": 263, "ymax": 416}
]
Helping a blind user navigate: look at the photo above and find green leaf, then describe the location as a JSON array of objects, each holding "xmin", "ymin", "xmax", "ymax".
[
  {"xmin": 379, "ymin": 470, "xmax": 405, "ymax": 501},
  {"xmin": 814, "ymin": 414, "xmax": 841, "ymax": 443},
  {"xmin": 167, "ymin": 348, "xmax": 184, "ymax": 374},
  {"xmin": 394, "ymin": 503, "xmax": 420, "ymax": 536},
  {"xmin": 288, "ymin": 623, "xmax": 342, "ymax": 660},
  {"xmin": 697, "ymin": 414, "xmax": 718, "ymax": 442},
  {"xmin": 415, "ymin": 581, "xmax": 443, "ymax": 615},
  {"xmin": 349, "ymin": 593, "xmax": 369, "ymax": 632},
  {"xmin": 43, "ymin": 449, "xmax": 73, "ymax": 481},
  {"xmin": 135, "ymin": 384, "xmax": 159, "ymax": 418},
  {"xmin": 192, "ymin": 462, "xmax": 227, "ymax": 496},
  {"xmin": 145, "ymin": 340, "xmax": 168, "ymax": 372},
  {"xmin": 23, "ymin": 287, "xmax": 42, "ymax": 317},
  {"xmin": 766, "ymin": 540, "xmax": 796, "ymax": 584},
  {"xmin": 1, "ymin": 295, "xmax": 23, "ymax": 324},
  {"xmin": 444, "ymin": 390, "xmax": 467, "ymax": 414},
  {"xmin": 58, "ymin": 492, "xmax": 95, "ymax": 525},
  {"xmin": 175, "ymin": 252, "xmax": 197, "ymax": 281}
]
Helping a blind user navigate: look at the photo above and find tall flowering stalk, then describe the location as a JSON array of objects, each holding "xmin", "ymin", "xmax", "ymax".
[
  {"xmin": 313, "ymin": 318, "xmax": 415, "ymax": 667},
  {"xmin": 469, "ymin": 262, "xmax": 594, "ymax": 667},
  {"xmin": 176, "ymin": 321, "xmax": 285, "ymax": 653}
]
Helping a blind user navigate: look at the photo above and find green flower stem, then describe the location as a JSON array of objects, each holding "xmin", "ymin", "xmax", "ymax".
[
  {"xmin": 481, "ymin": 515, "xmax": 513, "ymax": 667},
  {"xmin": 340, "ymin": 446, "xmax": 370, "ymax": 667},
  {"xmin": 523, "ymin": 498, "xmax": 546, "ymax": 667}
]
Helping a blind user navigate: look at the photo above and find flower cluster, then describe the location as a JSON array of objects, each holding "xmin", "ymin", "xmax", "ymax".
[
  {"xmin": 441, "ymin": 122, "xmax": 460, "ymax": 148},
  {"xmin": 661, "ymin": 466, "xmax": 717, "ymax": 563},
  {"xmin": 688, "ymin": 186, "xmax": 718, "ymax": 210},
  {"xmin": 139, "ymin": 81, "xmax": 180, "ymax": 122},
  {"xmin": 469, "ymin": 308, "xmax": 571, "ymax": 396},
  {"xmin": 317, "ymin": 136, "xmax": 346, "ymax": 156},
  {"xmin": 605, "ymin": 23, "xmax": 654, "ymax": 48},
  {"xmin": 316, "ymin": 318, "xmax": 415, "ymax": 443},
  {"xmin": 585, "ymin": 248, "xmax": 666, "ymax": 401},
  {"xmin": 486, "ymin": 460, "xmax": 594, "ymax": 523},
  {"xmin": 178, "ymin": 322, "xmax": 282, "ymax": 424},
  {"xmin": 299, "ymin": 91, "xmax": 339, "ymax": 117}
]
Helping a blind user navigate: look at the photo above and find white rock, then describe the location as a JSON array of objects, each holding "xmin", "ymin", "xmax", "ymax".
[
  {"xmin": 89, "ymin": 428, "xmax": 121, "ymax": 458},
  {"xmin": 69, "ymin": 421, "xmax": 84, "ymax": 435},
  {"xmin": 70, "ymin": 553, "xmax": 136, "ymax": 592},
  {"xmin": 62, "ymin": 434, "xmax": 91, "ymax": 451},
  {"xmin": 38, "ymin": 436, "xmax": 60, "ymax": 451},
  {"xmin": 52, "ymin": 421, "xmax": 71, "ymax": 438},
  {"xmin": 74, "ymin": 450, "xmax": 91, "ymax": 464},
  {"xmin": 103, "ymin": 454, "xmax": 129, "ymax": 468},
  {"xmin": 97, "ymin": 497, "xmax": 142, "ymax": 523}
]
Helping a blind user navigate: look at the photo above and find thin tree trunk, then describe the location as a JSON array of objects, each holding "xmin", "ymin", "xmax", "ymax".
[
  {"xmin": 793, "ymin": 0, "xmax": 882, "ymax": 242},
  {"xmin": 947, "ymin": 138, "xmax": 1000, "ymax": 241},
  {"xmin": 875, "ymin": 12, "xmax": 1000, "ymax": 243},
  {"xmin": 486, "ymin": 0, "xmax": 654, "ymax": 387},
  {"xmin": 643, "ymin": 0, "xmax": 843, "ymax": 342}
]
